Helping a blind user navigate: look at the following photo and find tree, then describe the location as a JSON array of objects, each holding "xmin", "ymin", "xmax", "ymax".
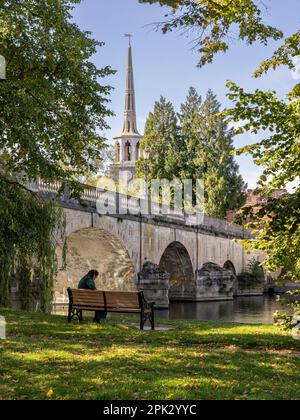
[
  {"xmin": 0, "ymin": 163, "xmax": 66, "ymax": 311},
  {"xmin": 197, "ymin": 89, "xmax": 245, "ymax": 218},
  {"xmin": 83, "ymin": 144, "xmax": 116, "ymax": 186},
  {"xmin": 178, "ymin": 86, "xmax": 204, "ymax": 180},
  {"xmin": 136, "ymin": 96, "xmax": 181, "ymax": 181},
  {"xmin": 237, "ymin": 258, "xmax": 265, "ymax": 290},
  {"xmin": 0, "ymin": 0, "xmax": 114, "ymax": 184},
  {"xmin": 136, "ymin": 88, "xmax": 245, "ymax": 218},
  {"xmin": 138, "ymin": 0, "xmax": 283, "ymax": 67},
  {"xmin": 0, "ymin": 1, "xmax": 114, "ymax": 311},
  {"xmin": 226, "ymin": 31, "xmax": 300, "ymax": 326},
  {"xmin": 178, "ymin": 87, "xmax": 245, "ymax": 217}
]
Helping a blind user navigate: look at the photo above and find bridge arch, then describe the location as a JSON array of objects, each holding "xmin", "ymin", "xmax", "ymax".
[
  {"xmin": 54, "ymin": 226, "xmax": 137, "ymax": 303},
  {"xmin": 159, "ymin": 241, "xmax": 196, "ymax": 301},
  {"xmin": 223, "ymin": 260, "xmax": 238, "ymax": 296},
  {"xmin": 223, "ymin": 260, "xmax": 237, "ymax": 276}
]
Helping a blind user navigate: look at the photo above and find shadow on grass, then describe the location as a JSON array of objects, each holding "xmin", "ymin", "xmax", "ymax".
[
  {"xmin": 1, "ymin": 339, "xmax": 300, "ymax": 400},
  {"xmin": 1, "ymin": 308, "xmax": 300, "ymax": 399},
  {"xmin": 2, "ymin": 308, "xmax": 298, "ymax": 352}
]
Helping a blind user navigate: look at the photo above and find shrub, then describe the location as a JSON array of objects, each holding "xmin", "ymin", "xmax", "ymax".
[{"xmin": 237, "ymin": 259, "xmax": 265, "ymax": 290}]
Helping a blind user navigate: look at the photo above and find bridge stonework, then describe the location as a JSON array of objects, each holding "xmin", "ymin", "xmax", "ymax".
[
  {"xmin": 53, "ymin": 197, "xmax": 263, "ymax": 308},
  {"xmin": 27, "ymin": 183, "xmax": 263, "ymax": 307}
]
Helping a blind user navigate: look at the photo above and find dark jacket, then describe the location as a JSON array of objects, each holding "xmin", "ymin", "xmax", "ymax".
[
  {"xmin": 78, "ymin": 274, "xmax": 106, "ymax": 321},
  {"xmin": 78, "ymin": 275, "xmax": 97, "ymax": 291}
]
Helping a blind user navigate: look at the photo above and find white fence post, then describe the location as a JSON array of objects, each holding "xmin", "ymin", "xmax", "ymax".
[
  {"xmin": 0, "ymin": 316, "xmax": 6, "ymax": 340},
  {"xmin": 0, "ymin": 55, "xmax": 6, "ymax": 80}
]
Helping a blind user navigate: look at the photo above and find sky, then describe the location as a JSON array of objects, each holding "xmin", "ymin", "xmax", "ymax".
[{"xmin": 72, "ymin": 0, "xmax": 300, "ymax": 188}]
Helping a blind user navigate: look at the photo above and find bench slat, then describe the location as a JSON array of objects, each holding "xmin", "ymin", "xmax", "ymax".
[
  {"xmin": 73, "ymin": 306, "xmax": 106, "ymax": 311},
  {"xmin": 67, "ymin": 288, "xmax": 155, "ymax": 330},
  {"xmin": 72, "ymin": 291, "xmax": 104, "ymax": 297},
  {"xmin": 104, "ymin": 291, "xmax": 140, "ymax": 309},
  {"xmin": 73, "ymin": 298, "xmax": 105, "ymax": 304}
]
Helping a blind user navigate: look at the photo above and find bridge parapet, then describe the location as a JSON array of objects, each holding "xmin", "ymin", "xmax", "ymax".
[
  {"xmin": 28, "ymin": 179, "xmax": 249, "ymax": 239},
  {"xmin": 28, "ymin": 179, "xmax": 63, "ymax": 194},
  {"xmin": 202, "ymin": 215, "xmax": 248, "ymax": 238}
]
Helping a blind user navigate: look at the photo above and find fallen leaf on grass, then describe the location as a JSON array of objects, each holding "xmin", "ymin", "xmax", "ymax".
[{"xmin": 47, "ymin": 388, "xmax": 54, "ymax": 398}]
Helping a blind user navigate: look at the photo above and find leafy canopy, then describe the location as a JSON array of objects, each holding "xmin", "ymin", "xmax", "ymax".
[
  {"xmin": 136, "ymin": 95, "xmax": 180, "ymax": 181},
  {"xmin": 226, "ymin": 29, "xmax": 300, "ymax": 285},
  {"xmin": 136, "ymin": 88, "xmax": 245, "ymax": 218},
  {"xmin": 0, "ymin": 166, "xmax": 66, "ymax": 311},
  {"xmin": 226, "ymin": 28, "xmax": 300, "ymax": 324},
  {"xmin": 0, "ymin": 0, "xmax": 115, "ymax": 183},
  {"xmin": 0, "ymin": 0, "xmax": 116, "ymax": 311},
  {"xmin": 139, "ymin": 0, "xmax": 283, "ymax": 67}
]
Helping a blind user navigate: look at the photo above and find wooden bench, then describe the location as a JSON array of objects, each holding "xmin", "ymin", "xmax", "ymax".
[{"xmin": 67, "ymin": 288, "xmax": 155, "ymax": 330}]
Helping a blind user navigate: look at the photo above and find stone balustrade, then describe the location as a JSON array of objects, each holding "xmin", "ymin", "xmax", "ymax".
[{"xmin": 27, "ymin": 179, "xmax": 249, "ymax": 239}]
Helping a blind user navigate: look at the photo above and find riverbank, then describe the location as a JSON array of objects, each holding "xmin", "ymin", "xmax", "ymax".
[{"xmin": 0, "ymin": 308, "xmax": 299, "ymax": 400}]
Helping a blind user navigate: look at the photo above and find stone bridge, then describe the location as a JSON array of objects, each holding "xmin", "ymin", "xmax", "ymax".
[{"xmin": 29, "ymin": 180, "xmax": 263, "ymax": 308}]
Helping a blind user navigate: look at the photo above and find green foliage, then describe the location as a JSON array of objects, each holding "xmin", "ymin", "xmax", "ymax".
[
  {"xmin": 136, "ymin": 88, "xmax": 245, "ymax": 218},
  {"xmin": 0, "ymin": 0, "xmax": 115, "ymax": 183},
  {"xmin": 274, "ymin": 292, "xmax": 300, "ymax": 332},
  {"xmin": 136, "ymin": 96, "xmax": 181, "ymax": 181},
  {"xmin": 178, "ymin": 86, "xmax": 204, "ymax": 179},
  {"xmin": 254, "ymin": 29, "xmax": 300, "ymax": 81},
  {"xmin": 17, "ymin": 255, "xmax": 34, "ymax": 311},
  {"xmin": 226, "ymin": 83, "xmax": 300, "ymax": 193},
  {"xmin": 139, "ymin": 0, "xmax": 282, "ymax": 67},
  {"xmin": 226, "ymin": 33, "xmax": 300, "ymax": 307},
  {"xmin": 225, "ymin": 34, "xmax": 300, "ymax": 326},
  {"xmin": 237, "ymin": 258, "xmax": 265, "ymax": 289},
  {"xmin": 199, "ymin": 90, "xmax": 246, "ymax": 217},
  {"xmin": 237, "ymin": 193, "xmax": 300, "ymax": 281},
  {"xmin": 0, "ymin": 1, "xmax": 115, "ymax": 311},
  {"xmin": 0, "ymin": 171, "xmax": 66, "ymax": 312}
]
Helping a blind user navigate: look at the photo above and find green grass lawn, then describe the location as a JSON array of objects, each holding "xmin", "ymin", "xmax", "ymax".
[{"xmin": 0, "ymin": 308, "xmax": 299, "ymax": 400}]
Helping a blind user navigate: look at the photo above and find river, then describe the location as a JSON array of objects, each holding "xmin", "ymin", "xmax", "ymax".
[
  {"xmin": 53, "ymin": 295, "xmax": 284, "ymax": 324},
  {"xmin": 158, "ymin": 295, "xmax": 282, "ymax": 324}
]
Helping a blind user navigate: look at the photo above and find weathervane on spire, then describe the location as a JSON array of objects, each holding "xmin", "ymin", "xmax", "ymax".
[{"xmin": 124, "ymin": 33, "xmax": 133, "ymax": 46}]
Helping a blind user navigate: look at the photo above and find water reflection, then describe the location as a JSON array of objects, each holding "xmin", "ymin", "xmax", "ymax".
[
  {"xmin": 53, "ymin": 295, "xmax": 284, "ymax": 324},
  {"xmin": 159, "ymin": 295, "xmax": 282, "ymax": 324}
]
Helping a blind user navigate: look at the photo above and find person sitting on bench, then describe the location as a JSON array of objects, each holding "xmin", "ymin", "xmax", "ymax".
[{"xmin": 78, "ymin": 270, "xmax": 107, "ymax": 323}]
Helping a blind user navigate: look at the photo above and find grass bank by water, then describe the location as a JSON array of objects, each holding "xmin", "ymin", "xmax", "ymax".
[{"xmin": 0, "ymin": 308, "xmax": 299, "ymax": 400}]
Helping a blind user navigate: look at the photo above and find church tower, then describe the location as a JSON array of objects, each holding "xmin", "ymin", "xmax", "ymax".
[{"xmin": 111, "ymin": 36, "xmax": 142, "ymax": 181}]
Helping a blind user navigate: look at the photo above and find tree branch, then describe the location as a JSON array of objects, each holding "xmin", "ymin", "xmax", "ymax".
[{"xmin": 0, "ymin": 174, "xmax": 43, "ymax": 200}]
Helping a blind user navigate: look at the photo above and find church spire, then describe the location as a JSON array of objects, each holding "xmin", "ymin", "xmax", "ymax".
[
  {"xmin": 121, "ymin": 34, "xmax": 140, "ymax": 136},
  {"xmin": 111, "ymin": 37, "xmax": 143, "ymax": 181}
]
